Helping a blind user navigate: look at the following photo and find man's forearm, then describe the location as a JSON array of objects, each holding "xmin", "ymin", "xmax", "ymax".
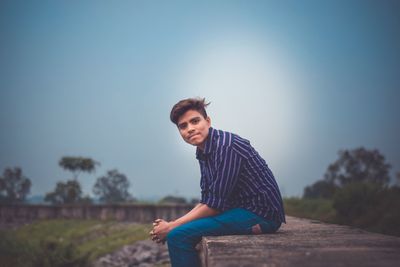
[
  {"xmin": 173, "ymin": 203, "xmax": 202, "ymax": 220},
  {"xmin": 170, "ymin": 203, "xmax": 220, "ymax": 228}
]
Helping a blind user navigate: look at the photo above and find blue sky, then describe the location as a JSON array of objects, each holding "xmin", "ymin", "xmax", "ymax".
[{"xmin": 1, "ymin": 0, "xmax": 399, "ymax": 200}]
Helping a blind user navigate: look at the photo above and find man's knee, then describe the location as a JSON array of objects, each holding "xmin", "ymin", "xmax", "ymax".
[
  {"xmin": 167, "ymin": 227, "xmax": 186, "ymax": 245},
  {"xmin": 167, "ymin": 226, "xmax": 201, "ymax": 248}
]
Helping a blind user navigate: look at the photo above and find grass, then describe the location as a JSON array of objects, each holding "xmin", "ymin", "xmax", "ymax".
[
  {"xmin": 0, "ymin": 219, "xmax": 153, "ymax": 267},
  {"xmin": 0, "ymin": 199, "xmax": 341, "ymax": 267},
  {"xmin": 283, "ymin": 197, "xmax": 337, "ymax": 223}
]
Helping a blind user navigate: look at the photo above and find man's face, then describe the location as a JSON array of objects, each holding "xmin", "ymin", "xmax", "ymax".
[{"xmin": 177, "ymin": 109, "xmax": 211, "ymax": 150}]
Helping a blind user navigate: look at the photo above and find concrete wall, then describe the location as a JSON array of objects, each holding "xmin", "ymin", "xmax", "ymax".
[
  {"xmin": 199, "ymin": 216, "xmax": 400, "ymax": 267},
  {"xmin": 0, "ymin": 204, "xmax": 194, "ymax": 224}
]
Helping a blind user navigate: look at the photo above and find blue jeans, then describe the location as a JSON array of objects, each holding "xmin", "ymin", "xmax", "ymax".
[{"xmin": 166, "ymin": 208, "xmax": 281, "ymax": 267}]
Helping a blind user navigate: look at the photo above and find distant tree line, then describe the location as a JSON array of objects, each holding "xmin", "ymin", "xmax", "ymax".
[
  {"xmin": 1, "ymin": 156, "xmax": 199, "ymax": 205},
  {"xmin": 44, "ymin": 156, "xmax": 135, "ymax": 204},
  {"xmin": 0, "ymin": 156, "xmax": 134, "ymax": 205},
  {"xmin": 303, "ymin": 147, "xmax": 400, "ymax": 236}
]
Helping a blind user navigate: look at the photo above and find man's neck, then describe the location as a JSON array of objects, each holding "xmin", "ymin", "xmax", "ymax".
[
  {"xmin": 197, "ymin": 127, "xmax": 212, "ymax": 151},
  {"xmin": 197, "ymin": 143, "xmax": 205, "ymax": 151}
]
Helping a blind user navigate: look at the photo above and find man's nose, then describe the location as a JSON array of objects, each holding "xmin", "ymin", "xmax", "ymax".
[{"xmin": 188, "ymin": 124, "xmax": 195, "ymax": 133}]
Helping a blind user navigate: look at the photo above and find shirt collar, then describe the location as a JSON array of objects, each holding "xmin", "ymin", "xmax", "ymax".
[{"xmin": 196, "ymin": 127, "xmax": 215, "ymax": 160}]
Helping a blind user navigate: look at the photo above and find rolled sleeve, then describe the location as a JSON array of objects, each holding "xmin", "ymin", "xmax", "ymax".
[{"xmin": 200, "ymin": 192, "xmax": 228, "ymax": 211}]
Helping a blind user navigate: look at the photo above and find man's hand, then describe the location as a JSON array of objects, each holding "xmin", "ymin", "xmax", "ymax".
[
  {"xmin": 149, "ymin": 204, "xmax": 219, "ymax": 245},
  {"xmin": 149, "ymin": 219, "xmax": 175, "ymax": 244}
]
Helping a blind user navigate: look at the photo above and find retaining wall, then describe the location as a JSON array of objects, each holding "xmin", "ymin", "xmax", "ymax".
[
  {"xmin": 199, "ymin": 216, "xmax": 400, "ymax": 267},
  {"xmin": 0, "ymin": 204, "xmax": 194, "ymax": 224}
]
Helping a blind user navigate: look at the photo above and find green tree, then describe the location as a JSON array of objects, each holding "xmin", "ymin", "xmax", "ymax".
[
  {"xmin": 59, "ymin": 156, "xmax": 99, "ymax": 180},
  {"xmin": 304, "ymin": 147, "xmax": 391, "ymax": 199},
  {"xmin": 0, "ymin": 167, "xmax": 31, "ymax": 204},
  {"xmin": 44, "ymin": 180, "xmax": 86, "ymax": 204},
  {"xmin": 93, "ymin": 169, "xmax": 132, "ymax": 203},
  {"xmin": 303, "ymin": 180, "xmax": 338, "ymax": 199},
  {"xmin": 301, "ymin": 148, "xmax": 400, "ymax": 236},
  {"xmin": 324, "ymin": 147, "xmax": 391, "ymax": 186}
]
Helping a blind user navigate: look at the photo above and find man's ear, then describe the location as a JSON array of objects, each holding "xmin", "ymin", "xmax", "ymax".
[{"xmin": 206, "ymin": 116, "xmax": 211, "ymax": 126}]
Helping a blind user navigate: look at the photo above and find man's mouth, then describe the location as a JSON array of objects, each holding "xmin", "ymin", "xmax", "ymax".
[{"xmin": 189, "ymin": 134, "xmax": 199, "ymax": 139}]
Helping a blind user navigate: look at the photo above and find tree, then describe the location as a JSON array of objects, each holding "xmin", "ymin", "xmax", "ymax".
[
  {"xmin": 0, "ymin": 167, "xmax": 31, "ymax": 204},
  {"xmin": 301, "ymin": 148, "xmax": 400, "ymax": 236},
  {"xmin": 303, "ymin": 180, "xmax": 337, "ymax": 199},
  {"xmin": 44, "ymin": 180, "xmax": 86, "ymax": 204},
  {"xmin": 323, "ymin": 147, "xmax": 391, "ymax": 187},
  {"xmin": 93, "ymin": 169, "xmax": 132, "ymax": 203},
  {"xmin": 59, "ymin": 156, "xmax": 99, "ymax": 180},
  {"xmin": 303, "ymin": 147, "xmax": 391, "ymax": 199}
]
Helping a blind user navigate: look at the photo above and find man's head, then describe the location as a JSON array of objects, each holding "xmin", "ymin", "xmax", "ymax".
[
  {"xmin": 170, "ymin": 98, "xmax": 209, "ymax": 125},
  {"xmin": 170, "ymin": 98, "xmax": 211, "ymax": 149}
]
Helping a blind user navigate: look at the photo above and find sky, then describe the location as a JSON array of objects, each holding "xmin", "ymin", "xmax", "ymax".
[{"xmin": 0, "ymin": 0, "xmax": 399, "ymax": 200}]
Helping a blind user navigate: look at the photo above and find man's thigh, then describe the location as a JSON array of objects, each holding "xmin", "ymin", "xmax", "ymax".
[
  {"xmin": 170, "ymin": 208, "xmax": 266, "ymax": 243},
  {"xmin": 211, "ymin": 208, "xmax": 269, "ymax": 234}
]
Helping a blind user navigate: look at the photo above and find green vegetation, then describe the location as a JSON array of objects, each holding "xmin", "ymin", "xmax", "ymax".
[
  {"xmin": 93, "ymin": 169, "xmax": 133, "ymax": 203},
  {"xmin": 332, "ymin": 182, "xmax": 400, "ymax": 236},
  {"xmin": 284, "ymin": 185, "xmax": 400, "ymax": 237},
  {"xmin": 45, "ymin": 156, "xmax": 100, "ymax": 205},
  {"xmin": 0, "ymin": 167, "xmax": 31, "ymax": 204},
  {"xmin": 0, "ymin": 219, "xmax": 152, "ymax": 267},
  {"xmin": 284, "ymin": 197, "xmax": 336, "ymax": 222},
  {"xmin": 291, "ymin": 147, "xmax": 400, "ymax": 237}
]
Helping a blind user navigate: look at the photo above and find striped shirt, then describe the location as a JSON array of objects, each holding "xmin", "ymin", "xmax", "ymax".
[{"xmin": 196, "ymin": 127, "xmax": 286, "ymax": 223}]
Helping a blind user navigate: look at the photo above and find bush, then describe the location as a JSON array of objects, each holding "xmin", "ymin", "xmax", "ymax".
[
  {"xmin": 303, "ymin": 180, "xmax": 337, "ymax": 199},
  {"xmin": 333, "ymin": 182, "xmax": 383, "ymax": 226},
  {"xmin": 333, "ymin": 183, "xmax": 400, "ymax": 236}
]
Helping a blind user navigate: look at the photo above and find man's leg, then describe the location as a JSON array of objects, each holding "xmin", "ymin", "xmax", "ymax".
[{"xmin": 166, "ymin": 208, "xmax": 280, "ymax": 267}]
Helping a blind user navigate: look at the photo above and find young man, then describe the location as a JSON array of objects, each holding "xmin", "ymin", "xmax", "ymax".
[{"xmin": 150, "ymin": 98, "xmax": 286, "ymax": 267}]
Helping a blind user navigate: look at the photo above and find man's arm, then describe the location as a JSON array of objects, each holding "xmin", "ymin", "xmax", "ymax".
[
  {"xmin": 170, "ymin": 203, "xmax": 220, "ymax": 228},
  {"xmin": 153, "ymin": 203, "xmax": 202, "ymax": 224},
  {"xmin": 184, "ymin": 202, "xmax": 203, "ymax": 216}
]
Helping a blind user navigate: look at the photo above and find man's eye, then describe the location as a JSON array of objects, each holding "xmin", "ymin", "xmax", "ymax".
[
  {"xmin": 179, "ymin": 124, "xmax": 187, "ymax": 130},
  {"xmin": 192, "ymin": 119, "xmax": 200, "ymax": 124}
]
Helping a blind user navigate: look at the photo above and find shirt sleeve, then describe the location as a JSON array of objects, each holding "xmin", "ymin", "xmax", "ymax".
[{"xmin": 200, "ymin": 146, "xmax": 242, "ymax": 211}]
